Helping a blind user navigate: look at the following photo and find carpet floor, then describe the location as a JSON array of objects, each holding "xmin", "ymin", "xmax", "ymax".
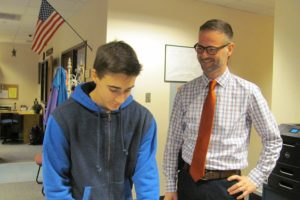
[
  {"xmin": 0, "ymin": 142, "xmax": 42, "ymax": 164},
  {"xmin": 0, "ymin": 181, "xmax": 44, "ymax": 200},
  {"xmin": 0, "ymin": 141, "xmax": 44, "ymax": 199}
]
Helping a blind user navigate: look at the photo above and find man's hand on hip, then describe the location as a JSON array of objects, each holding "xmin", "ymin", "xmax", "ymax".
[{"xmin": 227, "ymin": 175, "xmax": 257, "ymax": 200}]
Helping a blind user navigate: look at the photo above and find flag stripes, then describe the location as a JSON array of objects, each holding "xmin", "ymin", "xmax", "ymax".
[{"xmin": 31, "ymin": 0, "xmax": 64, "ymax": 54}]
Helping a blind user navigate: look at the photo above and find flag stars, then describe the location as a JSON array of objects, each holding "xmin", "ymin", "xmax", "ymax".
[{"xmin": 39, "ymin": 0, "xmax": 54, "ymax": 21}]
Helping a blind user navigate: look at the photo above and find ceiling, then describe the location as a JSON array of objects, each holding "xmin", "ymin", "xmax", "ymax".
[
  {"xmin": 0, "ymin": 0, "xmax": 90, "ymax": 44},
  {"xmin": 197, "ymin": 0, "xmax": 275, "ymax": 16},
  {"xmin": 0, "ymin": 0, "xmax": 275, "ymax": 45}
]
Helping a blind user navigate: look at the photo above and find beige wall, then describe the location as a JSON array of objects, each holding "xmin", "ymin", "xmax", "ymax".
[
  {"xmin": 272, "ymin": 0, "xmax": 300, "ymax": 123},
  {"xmin": 0, "ymin": 43, "xmax": 39, "ymax": 109},
  {"xmin": 107, "ymin": 0, "xmax": 274, "ymax": 194},
  {"xmin": 46, "ymin": 0, "xmax": 108, "ymax": 75}
]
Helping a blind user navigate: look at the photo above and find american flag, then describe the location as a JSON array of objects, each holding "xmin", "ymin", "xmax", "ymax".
[{"xmin": 32, "ymin": 0, "xmax": 64, "ymax": 54}]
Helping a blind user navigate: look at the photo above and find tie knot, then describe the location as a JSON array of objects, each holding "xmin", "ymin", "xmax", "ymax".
[{"xmin": 209, "ymin": 80, "xmax": 217, "ymax": 91}]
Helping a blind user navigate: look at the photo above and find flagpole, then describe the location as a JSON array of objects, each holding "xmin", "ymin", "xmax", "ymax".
[
  {"xmin": 48, "ymin": 1, "xmax": 93, "ymax": 51},
  {"xmin": 64, "ymin": 20, "xmax": 93, "ymax": 51}
]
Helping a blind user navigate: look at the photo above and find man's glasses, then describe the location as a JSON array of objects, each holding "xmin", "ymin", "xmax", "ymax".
[{"xmin": 194, "ymin": 43, "xmax": 230, "ymax": 55}]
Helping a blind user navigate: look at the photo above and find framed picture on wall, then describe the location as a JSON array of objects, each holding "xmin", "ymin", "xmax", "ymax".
[{"xmin": 164, "ymin": 44, "xmax": 202, "ymax": 82}]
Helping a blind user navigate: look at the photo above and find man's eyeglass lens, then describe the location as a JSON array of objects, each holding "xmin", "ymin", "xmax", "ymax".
[{"xmin": 194, "ymin": 43, "xmax": 229, "ymax": 55}]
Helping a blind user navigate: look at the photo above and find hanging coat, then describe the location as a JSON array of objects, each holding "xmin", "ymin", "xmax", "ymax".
[{"xmin": 43, "ymin": 66, "xmax": 68, "ymax": 126}]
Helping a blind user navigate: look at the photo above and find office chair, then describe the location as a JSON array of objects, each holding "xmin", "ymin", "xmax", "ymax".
[{"xmin": 0, "ymin": 113, "xmax": 23, "ymax": 144}]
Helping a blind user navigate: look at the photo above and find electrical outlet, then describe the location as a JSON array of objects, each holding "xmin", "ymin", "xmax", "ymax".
[{"xmin": 145, "ymin": 93, "xmax": 151, "ymax": 103}]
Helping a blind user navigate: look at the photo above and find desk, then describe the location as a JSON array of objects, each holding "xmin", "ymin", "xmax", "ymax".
[{"xmin": 0, "ymin": 110, "xmax": 42, "ymax": 143}]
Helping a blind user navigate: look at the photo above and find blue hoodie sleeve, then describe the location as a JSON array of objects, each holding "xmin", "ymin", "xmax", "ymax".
[
  {"xmin": 132, "ymin": 119, "xmax": 160, "ymax": 199},
  {"xmin": 43, "ymin": 115, "xmax": 74, "ymax": 200}
]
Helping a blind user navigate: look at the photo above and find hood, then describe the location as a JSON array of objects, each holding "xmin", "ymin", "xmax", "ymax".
[{"xmin": 71, "ymin": 82, "xmax": 134, "ymax": 113}]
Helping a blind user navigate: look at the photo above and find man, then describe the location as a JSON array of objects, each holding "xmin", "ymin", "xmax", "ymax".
[
  {"xmin": 43, "ymin": 41, "xmax": 160, "ymax": 199},
  {"xmin": 163, "ymin": 19, "xmax": 282, "ymax": 200}
]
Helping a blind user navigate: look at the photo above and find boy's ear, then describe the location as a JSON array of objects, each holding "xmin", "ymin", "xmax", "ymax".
[{"xmin": 91, "ymin": 69, "xmax": 97, "ymax": 81}]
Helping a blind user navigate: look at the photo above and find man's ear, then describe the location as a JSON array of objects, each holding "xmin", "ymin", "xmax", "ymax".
[{"xmin": 227, "ymin": 43, "xmax": 235, "ymax": 57}]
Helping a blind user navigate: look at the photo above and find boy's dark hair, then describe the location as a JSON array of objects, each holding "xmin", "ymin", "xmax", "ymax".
[
  {"xmin": 200, "ymin": 19, "xmax": 233, "ymax": 41},
  {"xmin": 93, "ymin": 41, "xmax": 142, "ymax": 78}
]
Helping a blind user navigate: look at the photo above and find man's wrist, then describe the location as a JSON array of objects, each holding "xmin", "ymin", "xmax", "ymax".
[{"xmin": 165, "ymin": 177, "xmax": 177, "ymax": 192}]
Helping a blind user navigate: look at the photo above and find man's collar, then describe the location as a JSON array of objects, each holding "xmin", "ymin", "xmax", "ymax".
[
  {"xmin": 217, "ymin": 68, "xmax": 230, "ymax": 88},
  {"xmin": 202, "ymin": 67, "xmax": 231, "ymax": 88}
]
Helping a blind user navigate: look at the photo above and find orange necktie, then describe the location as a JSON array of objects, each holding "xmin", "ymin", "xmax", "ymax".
[{"xmin": 190, "ymin": 80, "xmax": 217, "ymax": 182}]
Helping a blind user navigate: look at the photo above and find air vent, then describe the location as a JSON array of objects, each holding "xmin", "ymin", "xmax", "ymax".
[{"xmin": 0, "ymin": 12, "xmax": 21, "ymax": 21}]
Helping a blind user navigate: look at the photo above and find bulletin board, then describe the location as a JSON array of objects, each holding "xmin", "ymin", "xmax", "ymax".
[
  {"xmin": 164, "ymin": 44, "xmax": 202, "ymax": 82},
  {"xmin": 0, "ymin": 84, "xmax": 19, "ymax": 99}
]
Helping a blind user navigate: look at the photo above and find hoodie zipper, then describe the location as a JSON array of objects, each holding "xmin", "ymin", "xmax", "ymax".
[
  {"xmin": 107, "ymin": 112, "xmax": 111, "ymax": 164},
  {"xmin": 107, "ymin": 112, "xmax": 112, "ymax": 199}
]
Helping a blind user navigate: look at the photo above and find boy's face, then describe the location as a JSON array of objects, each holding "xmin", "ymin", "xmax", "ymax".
[{"xmin": 91, "ymin": 70, "xmax": 136, "ymax": 111}]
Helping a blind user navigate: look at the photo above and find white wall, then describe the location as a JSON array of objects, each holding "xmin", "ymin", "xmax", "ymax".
[
  {"xmin": 0, "ymin": 43, "xmax": 39, "ymax": 109},
  {"xmin": 272, "ymin": 0, "xmax": 300, "ymax": 123},
  {"xmin": 107, "ymin": 0, "xmax": 274, "ymax": 195}
]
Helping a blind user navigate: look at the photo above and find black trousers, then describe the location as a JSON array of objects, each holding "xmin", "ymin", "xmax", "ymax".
[{"xmin": 177, "ymin": 168, "xmax": 242, "ymax": 200}]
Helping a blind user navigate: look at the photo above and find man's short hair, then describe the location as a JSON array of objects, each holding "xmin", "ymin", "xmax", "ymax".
[
  {"xmin": 93, "ymin": 41, "xmax": 142, "ymax": 78},
  {"xmin": 200, "ymin": 19, "xmax": 233, "ymax": 41}
]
